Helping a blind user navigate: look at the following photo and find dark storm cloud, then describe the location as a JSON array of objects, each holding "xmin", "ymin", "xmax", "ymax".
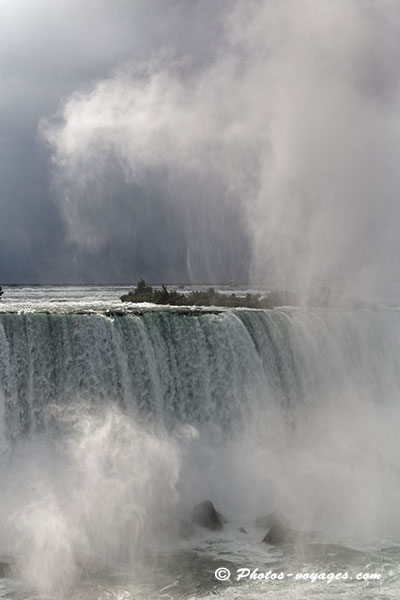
[
  {"xmin": 0, "ymin": 0, "xmax": 227, "ymax": 130},
  {"xmin": 4, "ymin": 0, "xmax": 400, "ymax": 289},
  {"xmin": 0, "ymin": 0, "xmax": 234, "ymax": 283}
]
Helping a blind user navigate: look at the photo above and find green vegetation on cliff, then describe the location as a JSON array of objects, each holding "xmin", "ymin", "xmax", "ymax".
[{"xmin": 120, "ymin": 279, "xmax": 296, "ymax": 309}]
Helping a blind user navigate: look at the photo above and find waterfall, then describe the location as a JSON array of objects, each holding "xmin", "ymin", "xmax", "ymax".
[
  {"xmin": 1, "ymin": 309, "xmax": 400, "ymax": 440},
  {"xmin": 1, "ymin": 307, "xmax": 400, "ymax": 593}
]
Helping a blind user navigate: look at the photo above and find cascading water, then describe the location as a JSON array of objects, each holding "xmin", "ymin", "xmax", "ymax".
[{"xmin": 1, "ymin": 302, "xmax": 400, "ymax": 597}]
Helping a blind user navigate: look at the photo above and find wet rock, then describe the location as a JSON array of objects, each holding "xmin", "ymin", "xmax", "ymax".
[
  {"xmin": 262, "ymin": 518, "xmax": 318, "ymax": 546},
  {"xmin": 239, "ymin": 527, "xmax": 247, "ymax": 534},
  {"xmin": 262, "ymin": 523, "xmax": 298, "ymax": 545},
  {"xmin": 258, "ymin": 512, "xmax": 299, "ymax": 545},
  {"xmin": 191, "ymin": 500, "xmax": 223, "ymax": 531}
]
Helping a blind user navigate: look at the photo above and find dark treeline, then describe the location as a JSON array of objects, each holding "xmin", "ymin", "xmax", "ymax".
[{"xmin": 120, "ymin": 279, "xmax": 297, "ymax": 308}]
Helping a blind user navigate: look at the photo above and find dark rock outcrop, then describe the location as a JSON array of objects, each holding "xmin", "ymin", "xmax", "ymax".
[
  {"xmin": 263, "ymin": 523, "xmax": 299, "ymax": 545},
  {"xmin": 261, "ymin": 514, "xmax": 318, "ymax": 546},
  {"xmin": 191, "ymin": 500, "xmax": 224, "ymax": 531}
]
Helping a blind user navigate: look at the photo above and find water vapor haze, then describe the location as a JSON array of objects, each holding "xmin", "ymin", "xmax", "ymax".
[
  {"xmin": 41, "ymin": 0, "xmax": 400, "ymax": 291},
  {"xmin": 1, "ymin": 0, "xmax": 400, "ymax": 287}
]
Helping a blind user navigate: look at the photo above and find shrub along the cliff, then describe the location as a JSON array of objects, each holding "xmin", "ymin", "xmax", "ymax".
[{"xmin": 120, "ymin": 280, "xmax": 296, "ymax": 309}]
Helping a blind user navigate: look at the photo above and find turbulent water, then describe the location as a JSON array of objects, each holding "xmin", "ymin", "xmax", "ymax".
[{"xmin": 0, "ymin": 286, "xmax": 400, "ymax": 599}]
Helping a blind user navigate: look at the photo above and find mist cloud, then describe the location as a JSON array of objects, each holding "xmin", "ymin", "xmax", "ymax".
[
  {"xmin": 0, "ymin": 0, "xmax": 231, "ymax": 283},
  {"xmin": 42, "ymin": 0, "xmax": 400, "ymax": 291},
  {"xmin": 3, "ymin": 0, "xmax": 400, "ymax": 287}
]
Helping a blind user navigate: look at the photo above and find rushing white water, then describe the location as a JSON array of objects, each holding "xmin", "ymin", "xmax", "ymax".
[{"xmin": 0, "ymin": 289, "xmax": 400, "ymax": 598}]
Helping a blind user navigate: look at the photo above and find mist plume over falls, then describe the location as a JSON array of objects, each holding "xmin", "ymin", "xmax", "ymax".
[{"xmin": 41, "ymin": 0, "xmax": 400, "ymax": 292}]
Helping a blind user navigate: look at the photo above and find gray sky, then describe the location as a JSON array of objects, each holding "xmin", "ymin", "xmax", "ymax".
[
  {"xmin": 2, "ymin": 0, "xmax": 400, "ymax": 291},
  {"xmin": 0, "ymin": 0, "xmax": 239, "ymax": 283}
]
